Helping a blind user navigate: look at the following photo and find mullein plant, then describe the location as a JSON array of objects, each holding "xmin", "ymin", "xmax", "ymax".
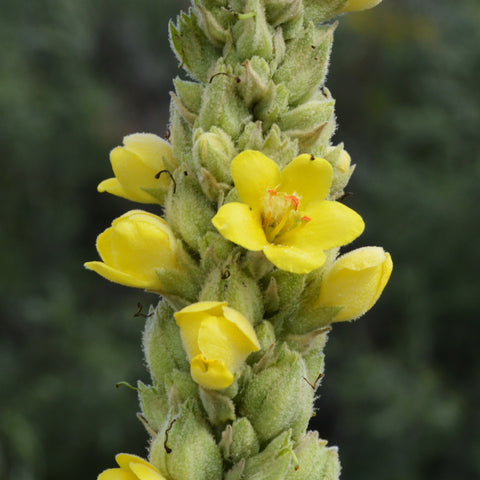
[{"xmin": 85, "ymin": 0, "xmax": 392, "ymax": 479}]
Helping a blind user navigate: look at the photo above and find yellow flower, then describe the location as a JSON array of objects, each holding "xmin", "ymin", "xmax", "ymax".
[
  {"xmin": 84, "ymin": 210, "xmax": 177, "ymax": 290},
  {"xmin": 211, "ymin": 151, "xmax": 364, "ymax": 274},
  {"xmin": 98, "ymin": 133, "xmax": 174, "ymax": 204},
  {"xmin": 174, "ymin": 301, "xmax": 260, "ymax": 390},
  {"xmin": 342, "ymin": 0, "xmax": 383, "ymax": 12},
  {"xmin": 98, "ymin": 453, "xmax": 166, "ymax": 480},
  {"xmin": 317, "ymin": 246, "xmax": 393, "ymax": 322}
]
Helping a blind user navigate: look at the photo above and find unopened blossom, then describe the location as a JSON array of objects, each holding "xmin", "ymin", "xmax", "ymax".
[
  {"xmin": 98, "ymin": 133, "xmax": 174, "ymax": 204},
  {"xmin": 97, "ymin": 453, "xmax": 166, "ymax": 480},
  {"xmin": 212, "ymin": 150, "xmax": 364, "ymax": 274},
  {"xmin": 317, "ymin": 246, "xmax": 393, "ymax": 322},
  {"xmin": 175, "ymin": 301, "xmax": 260, "ymax": 390},
  {"xmin": 84, "ymin": 210, "xmax": 177, "ymax": 290}
]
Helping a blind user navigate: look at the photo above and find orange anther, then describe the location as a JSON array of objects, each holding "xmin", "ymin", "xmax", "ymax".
[
  {"xmin": 285, "ymin": 194, "xmax": 299, "ymax": 210},
  {"xmin": 301, "ymin": 216, "xmax": 311, "ymax": 222},
  {"xmin": 267, "ymin": 189, "xmax": 277, "ymax": 195}
]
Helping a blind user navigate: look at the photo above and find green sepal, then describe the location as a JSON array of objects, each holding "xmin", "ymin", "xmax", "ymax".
[
  {"xmin": 237, "ymin": 121, "xmax": 265, "ymax": 152},
  {"xmin": 198, "ymin": 59, "xmax": 252, "ymax": 138},
  {"xmin": 169, "ymin": 8, "xmax": 222, "ymax": 82},
  {"xmin": 324, "ymin": 145, "xmax": 355, "ymax": 200},
  {"xmin": 240, "ymin": 430, "xmax": 295, "ymax": 479},
  {"xmin": 170, "ymin": 92, "xmax": 197, "ymax": 126},
  {"xmin": 199, "ymin": 387, "xmax": 236, "ymax": 425},
  {"xmin": 232, "ymin": 0, "xmax": 273, "ymax": 61},
  {"xmin": 285, "ymin": 432, "xmax": 341, "ymax": 480},
  {"xmin": 270, "ymin": 27, "xmax": 286, "ymax": 70},
  {"xmin": 249, "ymin": 320, "xmax": 276, "ymax": 364},
  {"xmin": 287, "ymin": 306, "xmax": 340, "ymax": 334},
  {"xmin": 262, "ymin": 124, "xmax": 299, "ymax": 167},
  {"xmin": 155, "ymin": 242, "xmax": 203, "ymax": 303},
  {"xmin": 303, "ymin": 0, "xmax": 347, "ymax": 24},
  {"xmin": 138, "ymin": 381, "xmax": 169, "ymax": 435},
  {"xmin": 273, "ymin": 22, "xmax": 335, "ymax": 106},
  {"xmin": 169, "ymin": 98, "xmax": 193, "ymax": 165},
  {"xmin": 142, "ymin": 302, "xmax": 189, "ymax": 385},
  {"xmin": 240, "ymin": 343, "xmax": 313, "ymax": 445},
  {"xmin": 173, "ymin": 78, "xmax": 204, "ymax": 117},
  {"xmin": 165, "ymin": 369, "xmax": 201, "ymax": 408},
  {"xmin": 164, "ymin": 167, "xmax": 216, "ymax": 253},
  {"xmin": 220, "ymin": 417, "xmax": 260, "ymax": 464},
  {"xmin": 149, "ymin": 399, "xmax": 223, "ymax": 480},
  {"xmin": 236, "ymin": 56, "xmax": 271, "ymax": 109}
]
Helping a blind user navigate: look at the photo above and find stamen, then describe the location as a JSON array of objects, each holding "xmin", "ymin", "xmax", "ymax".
[
  {"xmin": 301, "ymin": 216, "xmax": 311, "ymax": 222},
  {"xmin": 284, "ymin": 194, "xmax": 299, "ymax": 211}
]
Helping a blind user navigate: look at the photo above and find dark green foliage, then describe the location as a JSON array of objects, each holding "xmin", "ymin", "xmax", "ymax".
[{"xmin": 1, "ymin": 0, "xmax": 479, "ymax": 479}]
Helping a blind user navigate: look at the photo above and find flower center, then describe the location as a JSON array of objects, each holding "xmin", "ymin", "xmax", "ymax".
[{"xmin": 262, "ymin": 189, "xmax": 310, "ymax": 242}]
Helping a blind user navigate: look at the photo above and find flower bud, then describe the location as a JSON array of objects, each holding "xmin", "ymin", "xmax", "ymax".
[
  {"xmin": 98, "ymin": 453, "xmax": 167, "ymax": 480},
  {"xmin": 317, "ymin": 246, "xmax": 393, "ymax": 322},
  {"xmin": 174, "ymin": 302, "xmax": 260, "ymax": 390},
  {"xmin": 149, "ymin": 400, "xmax": 222, "ymax": 480},
  {"xmin": 84, "ymin": 210, "xmax": 177, "ymax": 291},
  {"xmin": 192, "ymin": 127, "xmax": 237, "ymax": 184},
  {"xmin": 342, "ymin": 0, "xmax": 383, "ymax": 13},
  {"xmin": 98, "ymin": 133, "xmax": 175, "ymax": 204},
  {"xmin": 239, "ymin": 344, "xmax": 313, "ymax": 444},
  {"xmin": 220, "ymin": 417, "xmax": 260, "ymax": 464},
  {"xmin": 285, "ymin": 432, "xmax": 340, "ymax": 480}
]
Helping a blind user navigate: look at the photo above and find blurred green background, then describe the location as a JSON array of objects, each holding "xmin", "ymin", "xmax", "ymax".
[{"xmin": 1, "ymin": 0, "xmax": 479, "ymax": 479}]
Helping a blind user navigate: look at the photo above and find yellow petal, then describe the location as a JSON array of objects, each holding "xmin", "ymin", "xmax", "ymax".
[
  {"xmin": 175, "ymin": 301, "xmax": 227, "ymax": 317},
  {"xmin": 263, "ymin": 243, "xmax": 326, "ymax": 274},
  {"xmin": 84, "ymin": 261, "xmax": 156, "ymax": 289},
  {"xmin": 318, "ymin": 247, "xmax": 393, "ymax": 322},
  {"xmin": 175, "ymin": 311, "xmax": 215, "ymax": 360},
  {"xmin": 342, "ymin": 0, "xmax": 383, "ymax": 12},
  {"xmin": 222, "ymin": 306, "xmax": 260, "ymax": 352},
  {"xmin": 212, "ymin": 202, "xmax": 267, "ymax": 251},
  {"xmin": 278, "ymin": 155, "xmax": 332, "ymax": 206},
  {"xmin": 231, "ymin": 151, "xmax": 280, "ymax": 210},
  {"xmin": 109, "ymin": 147, "xmax": 163, "ymax": 204},
  {"xmin": 129, "ymin": 463, "xmax": 166, "ymax": 480},
  {"xmin": 97, "ymin": 178, "xmax": 131, "ymax": 200},
  {"xmin": 281, "ymin": 200, "xmax": 364, "ymax": 251},
  {"xmin": 116, "ymin": 454, "xmax": 158, "ymax": 473},
  {"xmin": 98, "ymin": 468, "xmax": 137, "ymax": 480},
  {"xmin": 123, "ymin": 133, "xmax": 173, "ymax": 172},
  {"xmin": 190, "ymin": 354, "xmax": 234, "ymax": 390}
]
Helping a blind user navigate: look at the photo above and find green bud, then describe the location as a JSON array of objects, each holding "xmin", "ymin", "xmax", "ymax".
[
  {"xmin": 273, "ymin": 23, "xmax": 335, "ymax": 106},
  {"xmin": 199, "ymin": 261, "xmax": 264, "ymax": 325},
  {"xmin": 138, "ymin": 381, "xmax": 168, "ymax": 435},
  {"xmin": 236, "ymin": 56, "xmax": 271, "ymax": 109},
  {"xmin": 143, "ymin": 302, "xmax": 189, "ymax": 385},
  {"xmin": 262, "ymin": 125, "xmax": 299, "ymax": 168},
  {"xmin": 195, "ymin": 0, "xmax": 231, "ymax": 47},
  {"xmin": 265, "ymin": 0, "xmax": 304, "ymax": 28},
  {"xmin": 324, "ymin": 145, "xmax": 355, "ymax": 200},
  {"xmin": 198, "ymin": 60, "xmax": 252, "ymax": 138},
  {"xmin": 164, "ymin": 168, "xmax": 216, "ymax": 252},
  {"xmin": 193, "ymin": 127, "xmax": 237, "ymax": 184},
  {"xmin": 199, "ymin": 387, "xmax": 236, "ymax": 425},
  {"xmin": 285, "ymin": 432, "xmax": 341, "ymax": 480},
  {"xmin": 233, "ymin": 0, "xmax": 273, "ymax": 61},
  {"xmin": 199, "ymin": 231, "xmax": 235, "ymax": 270},
  {"xmin": 239, "ymin": 344, "xmax": 313, "ymax": 444},
  {"xmin": 278, "ymin": 95, "xmax": 335, "ymax": 150},
  {"xmin": 220, "ymin": 417, "xmax": 260, "ymax": 464},
  {"xmin": 253, "ymin": 81, "xmax": 290, "ymax": 130},
  {"xmin": 304, "ymin": 0, "xmax": 347, "ymax": 24},
  {"xmin": 169, "ymin": 9, "xmax": 222, "ymax": 82},
  {"xmin": 170, "ymin": 92, "xmax": 197, "ymax": 126},
  {"xmin": 249, "ymin": 320, "xmax": 276, "ymax": 364},
  {"xmin": 241, "ymin": 430, "xmax": 296, "ymax": 479},
  {"xmin": 150, "ymin": 400, "xmax": 223, "ymax": 480},
  {"xmin": 237, "ymin": 121, "xmax": 265, "ymax": 152}
]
